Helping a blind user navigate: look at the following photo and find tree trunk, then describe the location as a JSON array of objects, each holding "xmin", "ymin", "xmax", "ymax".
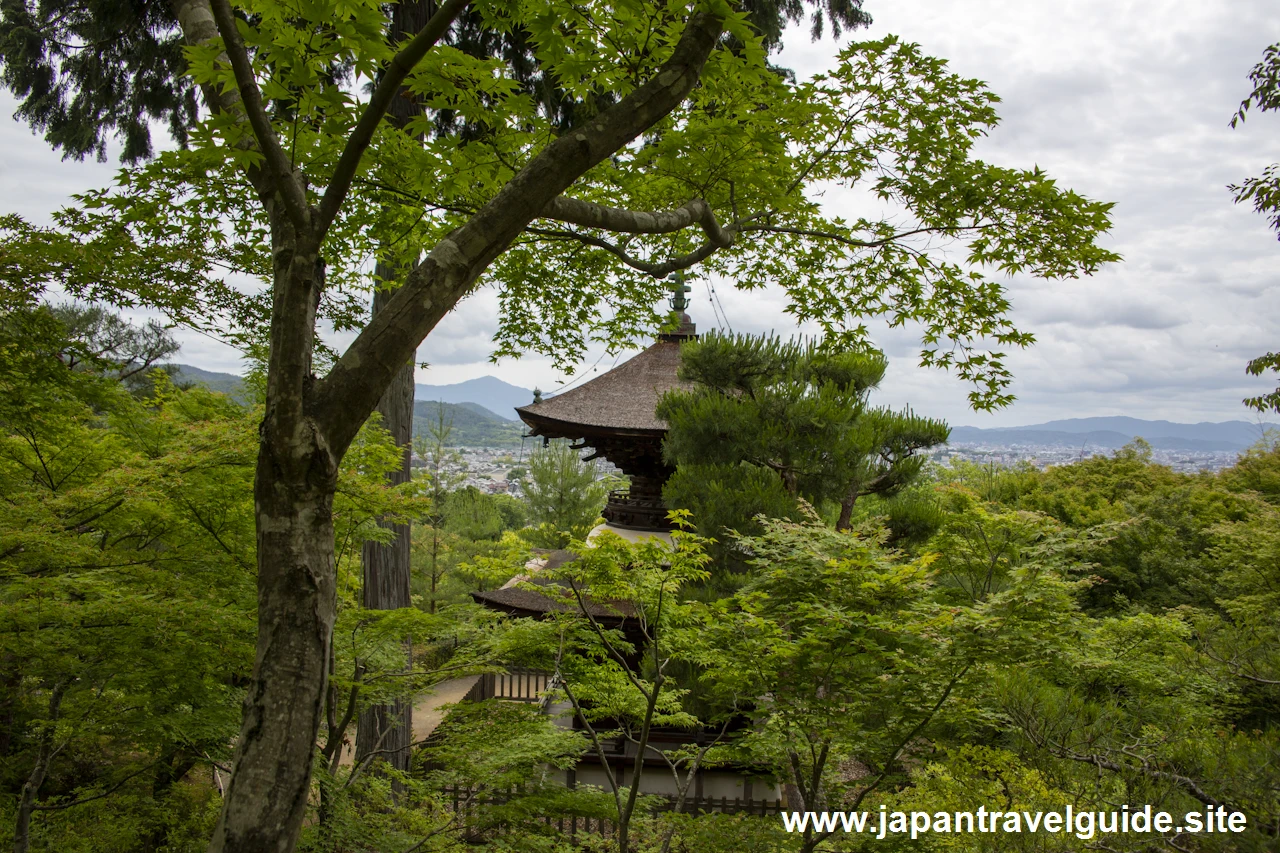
[
  {"xmin": 355, "ymin": 280, "xmax": 415, "ymax": 774},
  {"xmin": 836, "ymin": 493, "xmax": 856, "ymax": 531},
  {"xmin": 185, "ymin": 8, "xmax": 727, "ymax": 850},
  {"xmin": 207, "ymin": 435, "xmax": 339, "ymax": 853},
  {"xmin": 353, "ymin": 0, "xmax": 430, "ymax": 773},
  {"xmin": 13, "ymin": 682, "xmax": 65, "ymax": 853}
]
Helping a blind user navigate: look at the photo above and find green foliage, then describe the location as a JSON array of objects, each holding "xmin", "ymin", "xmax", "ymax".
[
  {"xmin": 0, "ymin": 372, "xmax": 256, "ymax": 850},
  {"xmin": 1230, "ymin": 41, "xmax": 1280, "ymax": 237},
  {"xmin": 444, "ymin": 487, "xmax": 506, "ymax": 542},
  {"xmin": 413, "ymin": 485, "xmax": 518, "ymax": 608},
  {"xmin": 0, "ymin": 1, "xmax": 1138, "ymax": 847},
  {"xmin": 408, "ymin": 404, "xmax": 529, "ymax": 610},
  {"xmin": 877, "ymin": 479, "xmax": 947, "ymax": 547},
  {"xmin": 520, "ymin": 441, "xmax": 612, "ymax": 548},
  {"xmin": 46, "ymin": 302, "xmax": 181, "ymax": 394},
  {"xmin": 1229, "ymin": 42, "xmax": 1280, "ymax": 412},
  {"xmin": 895, "ymin": 444, "xmax": 1280, "ymax": 849},
  {"xmin": 660, "ymin": 333, "xmax": 890, "ymax": 497},
  {"xmin": 422, "ymin": 700, "xmax": 586, "ymax": 791},
  {"xmin": 0, "ymin": 0, "xmax": 870, "ymax": 166},
  {"xmin": 928, "ymin": 486, "xmax": 1078, "ymax": 604},
  {"xmin": 0, "ymin": 296, "xmax": 432, "ymax": 851},
  {"xmin": 302, "ymin": 770, "xmax": 460, "ymax": 853},
  {"xmin": 0, "ymin": 0, "xmax": 199, "ymax": 163},
  {"xmin": 489, "ymin": 32, "xmax": 1118, "ymax": 407},
  {"xmin": 938, "ymin": 442, "xmax": 1254, "ymax": 614},
  {"xmin": 5, "ymin": 9, "xmax": 1117, "ymax": 409},
  {"xmin": 413, "ymin": 441, "xmax": 1280, "ymax": 851},
  {"xmin": 1198, "ymin": 495, "xmax": 1280, "ymax": 725},
  {"xmin": 881, "ymin": 746, "xmax": 1086, "ymax": 852},
  {"xmin": 412, "ymin": 409, "xmax": 469, "ymax": 613},
  {"xmin": 680, "ymin": 510, "xmax": 1084, "ymax": 853},
  {"xmin": 536, "ymin": 526, "xmax": 717, "ymax": 851},
  {"xmin": 663, "ymin": 462, "xmax": 801, "ymax": 563},
  {"xmin": 0, "ymin": 293, "xmax": 185, "ymax": 411},
  {"xmin": 1220, "ymin": 430, "xmax": 1280, "ymax": 501}
]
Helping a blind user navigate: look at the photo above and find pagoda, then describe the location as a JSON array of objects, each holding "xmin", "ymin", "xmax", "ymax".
[
  {"xmin": 465, "ymin": 290, "xmax": 784, "ymax": 810},
  {"xmin": 515, "ymin": 280, "xmax": 697, "ymax": 535}
]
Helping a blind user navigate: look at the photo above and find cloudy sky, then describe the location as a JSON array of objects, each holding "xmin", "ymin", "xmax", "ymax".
[{"xmin": 2, "ymin": 0, "xmax": 1278, "ymax": 427}]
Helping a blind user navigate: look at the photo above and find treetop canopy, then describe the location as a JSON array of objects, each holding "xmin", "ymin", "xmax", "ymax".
[{"xmin": 1, "ymin": 0, "xmax": 1119, "ymax": 410}]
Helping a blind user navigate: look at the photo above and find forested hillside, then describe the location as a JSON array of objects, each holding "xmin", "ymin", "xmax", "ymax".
[
  {"xmin": 412, "ymin": 400, "xmax": 525, "ymax": 447},
  {"xmin": 163, "ymin": 368, "xmax": 526, "ymax": 447},
  {"xmin": 169, "ymin": 364, "xmax": 249, "ymax": 403}
]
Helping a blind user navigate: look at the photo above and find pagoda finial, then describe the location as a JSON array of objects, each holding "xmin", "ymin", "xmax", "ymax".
[{"xmin": 668, "ymin": 271, "xmax": 692, "ymax": 312}]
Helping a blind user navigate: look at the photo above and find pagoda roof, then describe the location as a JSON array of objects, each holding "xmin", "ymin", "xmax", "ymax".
[
  {"xmin": 470, "ymin": 549, "xmax": 638, "ymax": 623},
  {"xmin": 516, "ymin": 336, "xmax": 695, "ymax": 437}
]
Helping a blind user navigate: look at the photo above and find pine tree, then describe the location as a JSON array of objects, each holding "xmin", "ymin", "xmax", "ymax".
[
  {"xmin": 657, "ymin": 332, "xmax": 949, "ymax": 538},
  {"xmin": 522, "ymin": 440, "xmax": 610, "ymax": 546}
]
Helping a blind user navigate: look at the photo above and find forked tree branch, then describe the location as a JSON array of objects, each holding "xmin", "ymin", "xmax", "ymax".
[
  {"xmin": 207, "ymin": 0, "xmax": 310, "ymax": 231},
  {"xmin": 316, "ymin": 0, "xmax": 470, "ymax": 235},
  {"xmin": 171, "ymin": 0, "xmax": 274, "ymax": 208}
]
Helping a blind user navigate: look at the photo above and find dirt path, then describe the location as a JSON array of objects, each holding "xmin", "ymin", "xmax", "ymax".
[
  {"xmin": 336, "ymin": 675, "xmax": 480, "ymax": 767},
  {"xmin": 412, "ymin": 675, "xmax": 481, "ymax": 740}
]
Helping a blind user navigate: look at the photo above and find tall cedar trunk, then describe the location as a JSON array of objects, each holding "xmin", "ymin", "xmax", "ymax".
[
  {"xmin": 355, "ymin": 279, "xmax": 415, "ymax": 773},
  {"xmin": 352, "ymin": 0, "xmax": 431, "ymax": 774}
]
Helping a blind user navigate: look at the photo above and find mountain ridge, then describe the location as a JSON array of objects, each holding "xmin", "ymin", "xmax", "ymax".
[
  {"xmin": 169, "ymin": 364, "xmax": 250, "ymax": 403},
  {"xmin": 414, "ymin": 376, "xmax": 533, "ymax": 421},
  {"xmin": 950, "ymin": 417, "xmax": 1278, "ymax": 452},
  {"xmin": 412, "ymin": 400, "xmax": 524, "ymax": 447}
]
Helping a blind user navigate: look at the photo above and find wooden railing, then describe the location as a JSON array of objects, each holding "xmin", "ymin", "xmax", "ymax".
[{"xmin": 461, "ymin": 668, "xmax": 552, "ymax": 704}]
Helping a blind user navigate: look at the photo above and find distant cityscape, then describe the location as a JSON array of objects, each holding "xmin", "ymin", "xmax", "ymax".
[
  {"xmin": 411, "ymin": 446, "xmax": 526, "ymax": 495},
  {"xmin": 932, "ymin": 442, "xmax": 1241, "ymax": 473}
]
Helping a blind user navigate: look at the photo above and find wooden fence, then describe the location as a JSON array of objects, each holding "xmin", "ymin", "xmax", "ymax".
[{"xmin": 462, "ymin": 668, "xmax": 553, "ymax": 704}]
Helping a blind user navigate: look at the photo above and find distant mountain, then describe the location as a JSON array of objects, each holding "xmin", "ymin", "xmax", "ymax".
[
  {"xmin": 414, "ymin": 376, "xmax": 534, "ymax": 421},
  {"xmin": 169, "ymin": 364, "xmax": 249, "ymax": 403},
  {"xmin": 457, "ymin": 401, "xmax": 508, "ymax": 420},
  {"xmin": 950, "ymin": 418, "xmax": 1279, "ymax": 452},
  {"xmin": 167, "ymin": 365, "xmax": 530, "ymax": 444},
  {"xmin": 413, "ymin": 400, "xmax": 525, "ymax": 447}
]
